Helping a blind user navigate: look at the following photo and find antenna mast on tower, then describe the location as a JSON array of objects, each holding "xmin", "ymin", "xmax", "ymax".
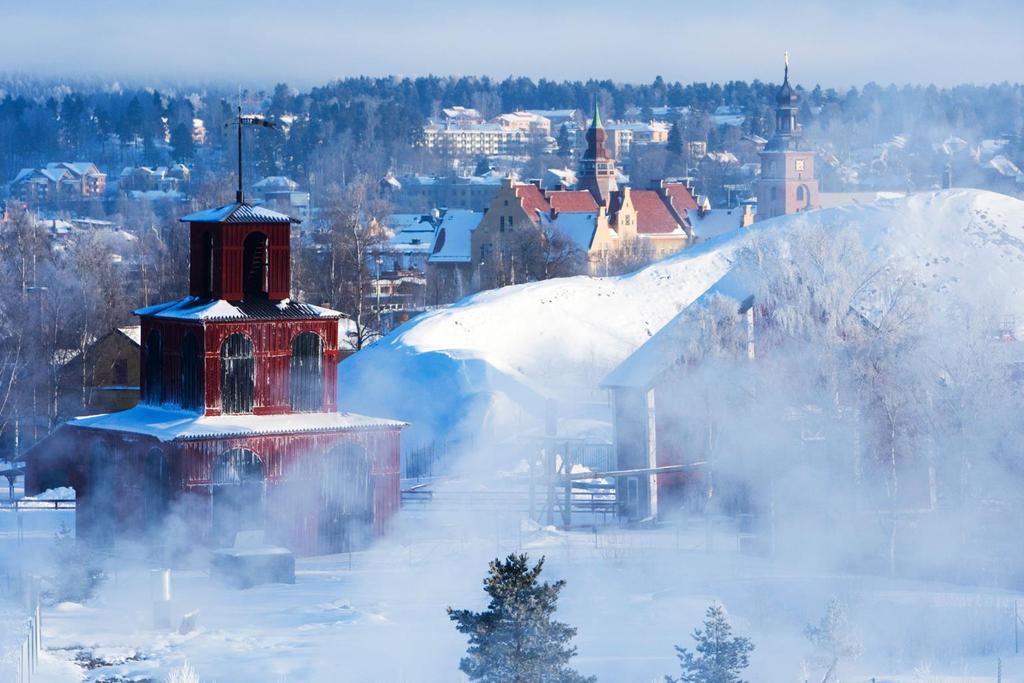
[{"xmin": 226, "ymin": 105, "xmax": 277, "ymax": 203}]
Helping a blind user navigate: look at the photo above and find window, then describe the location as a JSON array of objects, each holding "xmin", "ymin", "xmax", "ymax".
[
  {"xmin": 796, "ymin": 186, "xmax": 806, "ymax": 202},
  {"xmin": 290, "ymin": 332, "xmax": 324, "ymax": 412},
  {"xmin": 507, "ymin": 215, "xmax": 513, "ymax": 228},
  {"xmin": 220, "ymin": 333, "xmax": 255, "ymax": 414},
  {"xmin": 795, "ymin": 159, "xmax": 805, "ymax": 172},
  {"xmin": 144, "ymin": 329, "xmax": 162, "ymax": 404},
  {"xmin": 770, "ymin": 187, "xmax": 779, "ymax": 202},
  {"xmin": 499, "ymin": 216, "xmax": 505, "ymax": 231},
  {"xmin": 180, "ymin": 332, "xmax": 203, "ymax": 410},
  {"xmin": 242, "ymin": 231, "xmax": 269, "ymax": 298}
]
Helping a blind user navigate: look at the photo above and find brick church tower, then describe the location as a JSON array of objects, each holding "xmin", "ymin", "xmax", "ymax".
[
  {"xmin": 27, "ymin": 137, "xmax": 404, "ymax": 556},
  {"xmin": 757, "ymin": 55, "xmax": 819, "ymax": 220},
  {"xmin": 577, "ymin": 103, "xmax": 619, "ymax": 205}
]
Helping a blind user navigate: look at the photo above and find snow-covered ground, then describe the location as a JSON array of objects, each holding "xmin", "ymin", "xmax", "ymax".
[
  {"xmin": 5, "ymin": 506, "xmax": 1024, "ymax": 682},
  {"xmin": 340, "ymin": 189, "xmax": 1024, "ymax": 448}
]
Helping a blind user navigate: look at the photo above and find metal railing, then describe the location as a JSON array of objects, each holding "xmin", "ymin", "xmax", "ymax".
[
  {"xmin": 0, "ymin": 500, "xmax": 75, "ymax": 512},
  {"xmin": 0, "ymin": 578, "xmax": 41, "ymax": 683}
]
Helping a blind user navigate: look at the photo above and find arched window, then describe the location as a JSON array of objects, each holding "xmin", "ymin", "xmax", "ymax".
[
  {"xmin": 211, "ymin": 448, "xmax": 265, "ymax": 546},
  {"xmin": 290, "ymin": 332, "xmax": 324, "ymax": 412},
  {"xmin": 242, "ymin": 231, "xmax": 269, "ymax": 298},
  {"xmin": 319, "ymin": 442, "xmax": 374, "ymax": 554},
  {"xmin": 143, "ymin": 448, "xmax": 170, "ymax": 529},
  {"xmin": 144, "ymin": 329, "xmax": 163, "ymax": 404},
  {"xmin": 220, "ymin": 333, "xmax": 255, "ymax": 414},
  {"xmin": 180, "ymin": 332, "xmax": 203, "ymax": 411},
  {"xmin": 796, "ymin": 185, "xmax": 806, "ymax": 202}
]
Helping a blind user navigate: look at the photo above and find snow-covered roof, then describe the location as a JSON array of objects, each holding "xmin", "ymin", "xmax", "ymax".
[
  {"xmin": 179, "ymin": 202, "xmax": 298, "ymax": 224},
  {"xmin": 118, "ymin": 326, "xmax": 142, "ymax": 345},
  {"xmin": 687, "ymin": 208, "xmax": 747, "ymax": 241},
  {"xmin": 428, "ymin": 210, "xmax": 484, "ymax": 264},
  {"xmin": 135, "ymin": 296, "xmax": 342, "ymax": 321},
  {"xmin": 68, "ymin": 404, "xmax": 405, "ymax": 442},
  {"xmin": 549, "ymin": 212, "xmax": 598, "ymax": 252},
  {"xmin": 253, "ymin": 176, "xmax": 299, "ymax": 191}
]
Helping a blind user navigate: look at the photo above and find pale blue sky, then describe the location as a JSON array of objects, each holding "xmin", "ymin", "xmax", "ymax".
[{"xmin": 4, "ymin": 0, "xmax": 1022, "ymax": 87}]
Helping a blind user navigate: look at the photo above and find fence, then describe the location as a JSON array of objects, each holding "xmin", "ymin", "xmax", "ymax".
[
  {"xmin": 0, "ymin": 500, "xmax": 75, "ymax": 512},
  {"xmin": 0, "ymin": 577, "xmax": 41, "ymax": 683}
]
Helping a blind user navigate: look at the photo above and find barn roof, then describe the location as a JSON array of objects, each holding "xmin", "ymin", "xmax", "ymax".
[
  {"xmin": 179, "ymin": 202, "xmax": 299, "ymax": 224},
  {"xmin": 136, "ymin": 296, "xmax": 342, "ymax": 321},
  {"xmin": 67, "ymin": 405, "xmax": 406, "ymax": 442}
]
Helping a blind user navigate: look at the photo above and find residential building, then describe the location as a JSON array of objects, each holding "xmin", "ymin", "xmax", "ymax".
[
  {"xmin": 253, "ymin": 176, "xmax": 311, "ymax": 221},
  {"xmin": 58, "ymin": 327, "xmax": 142, "ymax": 418},
  {"xmin": 10, "ymin": 162, "xmax": 107, "ymax": 204}
]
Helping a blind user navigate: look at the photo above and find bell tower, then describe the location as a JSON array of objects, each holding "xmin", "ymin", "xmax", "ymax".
[
  {"xmin": 757, "ymin": 53, "xmax": 819, "ymax": 221},
  {"xmin": 577, "ymin": 103, "xmax": 618, "ymax": 206}
]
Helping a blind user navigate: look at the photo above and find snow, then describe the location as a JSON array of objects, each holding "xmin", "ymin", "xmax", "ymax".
[
  {"xmin": 427, "ymin": 209, "xmax": 484, "ymax": 264},
  {"xmin": 14, "ymin": 509, "xmax": 1024, "ymax": 683},
  {"xmin": 341, "ymin": 189, "xmax": 1024, "ymax": 445},
  {"xmin": 68, "ymin": 404, "xmax": 404, "ymax": 442},
  {"xmin": 134, "ymin": 296, "xmax": 342, "ymax": 321},
  {"xmin": 25, "ymin": 486, "xmax": 76, "ymax": 501}
]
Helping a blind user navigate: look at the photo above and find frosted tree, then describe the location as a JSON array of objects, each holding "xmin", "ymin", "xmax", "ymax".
[
  {"xmin": 804, "ymin": 598, "xmax": 862, "ymax": 683},
  {"xmin": 447, "ymin": 553, "xmax": 595, "ymax": 683},
  {"xmin": 667, "ymin": 604, "xmax": 754, "ymax": 683},
  {"xmin": 165, "ymin": 661, "xmax": 200, "ymax": 683}
]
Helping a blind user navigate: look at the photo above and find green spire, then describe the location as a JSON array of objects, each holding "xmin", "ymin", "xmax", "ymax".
[{"xmin": 592, "ymin": 102, "xmax": 603, "ymax": 129}]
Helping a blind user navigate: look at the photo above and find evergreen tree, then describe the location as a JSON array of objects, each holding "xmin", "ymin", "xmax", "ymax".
[
  {"xmin": 667, "ymin": 123, "xmax": 684, "ymax": 156},
  {"xmin": 667, "ymin": 604, "xmax": 754, "ymax": 683},
  {"xmin": 448, "ymin": 553, "xmax": 595, "ymax": 683},
  {"xmin": 170, "ymin": 122, "xmax": 195, "ymax": 161}
]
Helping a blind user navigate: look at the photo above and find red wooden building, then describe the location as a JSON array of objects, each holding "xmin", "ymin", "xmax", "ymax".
[{"xmin": 27, "ymin": 201, "xmax": 404, "ymax": 555}]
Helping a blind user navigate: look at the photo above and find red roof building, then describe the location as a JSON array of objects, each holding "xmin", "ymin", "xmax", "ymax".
[{"xmin": 27, "ymin": 200, "xmax": 404, "ymax": 556}]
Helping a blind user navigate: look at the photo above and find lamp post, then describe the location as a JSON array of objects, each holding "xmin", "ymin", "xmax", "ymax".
[{"xmin": 375, "ymin": 255, "xmax": 383, "ymax": 333}]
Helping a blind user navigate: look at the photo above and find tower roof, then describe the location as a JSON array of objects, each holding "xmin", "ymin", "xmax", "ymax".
[
  {"xmin": 178, "ymin": 201, "xmax": 299, "ymax": 224},
  {"xmin": 591, "ymin": 102, "xmax": 603, "ymax": 129},
  {"xmin": 776, "ymin": 55, "xmax": 798, "ymax": 107}
]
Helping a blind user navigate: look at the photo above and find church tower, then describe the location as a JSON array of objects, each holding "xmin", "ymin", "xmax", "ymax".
[
  {"xmin": 757, "ymin": 54, "xmax": 819, "ymax": 220},
  {"xmin": 577, "ymin": 103, "xmax": 618, "ymax": 205}
]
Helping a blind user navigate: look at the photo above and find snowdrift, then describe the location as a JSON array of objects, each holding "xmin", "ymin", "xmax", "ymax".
[{"xmin": 339, "ymin": 189, "xmax": 1024, "ymax": 446}]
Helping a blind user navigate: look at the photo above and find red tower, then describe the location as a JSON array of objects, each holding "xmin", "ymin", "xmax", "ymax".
[
  {"xmin": 577, "ymin": 103, "xmax": 619, "ymax": 205},
  {"xmin": 27, "ymin": 199, "xmax": 404, "ymax": 556}
]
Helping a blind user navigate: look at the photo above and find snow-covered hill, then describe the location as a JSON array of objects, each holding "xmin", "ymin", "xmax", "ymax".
[{"xmin": 339, "ymin": 189, "xmax": 1024, "ymax": 446}]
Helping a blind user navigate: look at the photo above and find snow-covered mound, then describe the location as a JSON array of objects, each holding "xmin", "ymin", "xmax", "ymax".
[{"xmin": 339, "ymin": 189, "xmax": 1024, "ymax": 446}]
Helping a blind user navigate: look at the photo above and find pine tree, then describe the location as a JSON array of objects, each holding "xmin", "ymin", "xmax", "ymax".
[
  {"xmin": 667, "ymin": 604, "xmax": 754, "ymax": 683},
  {"xmin": 448, "ymin": 553, "xmax": 595, "ymax": 683},
  {"xmin": 667, "ymin": 123, "xmax": 684, "ymax": 156}
]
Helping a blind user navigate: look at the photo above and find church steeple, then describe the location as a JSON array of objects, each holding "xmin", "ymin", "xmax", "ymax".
[
  {"xmin": 768, "ymin": 52, "xmax": 800, "ymax": 150},
  {"xmin": 578, "ymin": 101, "xmax": 618, "ymax": 205}
]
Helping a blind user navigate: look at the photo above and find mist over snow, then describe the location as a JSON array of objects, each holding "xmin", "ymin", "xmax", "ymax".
[{"xmin": 340, "ymin": 188, "xmax": 1024, "ymax": 448}]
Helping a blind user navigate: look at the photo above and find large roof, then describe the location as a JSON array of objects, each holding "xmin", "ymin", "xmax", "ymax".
[
  {"xmin": 179, "ymin": 202, "xmax": 299, "ymax": 224},
  {"xmin": 68, "ymin": 404, "xmax": 405, "ymax": 442},
  {"xmin": 429, "ymin": 210, "xmax": 484, "ymax": 264},
  {"xmin": 629, "ymin": 190, "xmax": 685, "ymax": 235},
  {"xmin": 548, "ymin": 190, "xmax": 599, "ymax": 214},
  {"xmin": 136, "ymin": 296, "xmax": 342, "ymax": 321}
]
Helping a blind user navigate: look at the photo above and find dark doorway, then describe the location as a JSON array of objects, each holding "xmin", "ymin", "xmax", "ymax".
[
  {"xmin": 211, "ymin": 448, "xmax": 265, "ymax": 547},
  {"xmin": 319, "ymin": 443, "xmax": 373, "ymax": 554}
]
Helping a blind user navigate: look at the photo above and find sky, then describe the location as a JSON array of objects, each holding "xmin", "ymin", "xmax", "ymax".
[{"xmin": 3, "ymin": 0, "xmax": 1023, "ymax": 89}]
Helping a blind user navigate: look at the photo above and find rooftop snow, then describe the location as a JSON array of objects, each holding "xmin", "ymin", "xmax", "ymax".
[
  {"xmin": 428, "ymin": 210, "xmax": 484, "ymax": 264},
  {"xmin": 135, "ymin": 296, "xmax": 342, "ymax": 321},
  {"xmin": 179, "ymin": 202, "xmax": 298, "ymax": 224},
  {"xmin": 68, "ymin": 404, "xmax": 404, "ymax": 442}
]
